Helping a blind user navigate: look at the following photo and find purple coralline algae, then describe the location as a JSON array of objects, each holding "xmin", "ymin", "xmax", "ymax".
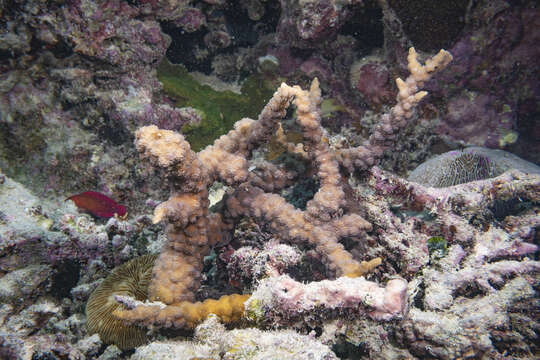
[
  {"xmin": 32, "ymin": 0, "xmax": 171, "ymax": 66},
  {"xmin": 276, "ymin": 0, "xmax": 365, "ymax": 49},
  {"xmin": 0, "ymin": 0, "xmax": 202, "ymax": 211},
  {"xmin": 429, "ymin": 2, "xmax": 540, "ymax": 158}
]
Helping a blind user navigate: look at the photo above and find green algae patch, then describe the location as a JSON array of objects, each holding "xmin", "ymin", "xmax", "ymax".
[
  {"xmin": 244, "ymin": 298, "xmax": 264, "ymax": 323},
  {"xmin": 427, "ymin": 236, "xmax": 448, "ymax": 260},
  {"xmin": 157, "ymin": 59, "xmax": 279, "ymax": 151},
  {"xmin": 320, "ymin": 98, "xmax": 346, "ymax": 118}
]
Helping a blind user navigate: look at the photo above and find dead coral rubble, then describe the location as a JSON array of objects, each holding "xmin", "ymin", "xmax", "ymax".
[{"xmin": 365, "ymin": 167, "xmax": 540, "ymax": 358}]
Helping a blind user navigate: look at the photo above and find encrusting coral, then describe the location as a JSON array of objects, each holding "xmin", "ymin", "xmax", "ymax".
[{"xmin": 87, "ymin": 47, "xmax": 453, "ymax": 347}]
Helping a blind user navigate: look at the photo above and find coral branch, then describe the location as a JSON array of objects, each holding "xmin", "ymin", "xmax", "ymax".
[
  {"xmin": 105, "ymin": 48, "xmax": 452, "ymax": 341},
  {"xmin": 245, "ymin": 275, "xmax": 408, "ymax": 325},
  {"xmin": 338, "ymin": 47, "xmax": 453, "ymax": 171},
  {"xmin": 113, "ymin": 293, "xmax": 250, "ymax": 329}
]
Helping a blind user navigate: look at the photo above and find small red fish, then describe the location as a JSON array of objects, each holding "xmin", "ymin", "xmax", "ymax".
[{"xmin": 66, "ymin": 191, "xmax": 127, "ymax": 218}]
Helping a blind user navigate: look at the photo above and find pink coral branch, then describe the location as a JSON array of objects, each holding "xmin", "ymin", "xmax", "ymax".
[{"xmin": 245, "ymin": 275, "xmax": 408, "ymax": 324}]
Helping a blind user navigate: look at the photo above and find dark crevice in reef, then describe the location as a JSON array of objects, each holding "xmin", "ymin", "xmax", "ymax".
[
  {"xmin": 51, "ymin": 260, "xmax": 81, "ymax": 300},
  {"xmin": 223, "ymin": 1, "xmax": 281, "ymax": 48},
  {"xmin": 453, "ymin": 282, "xmax": 487, "ymax": 300},
  {"xmin": 388, "ymin": 0, "xmax": 469, "ymax": 51},
  {"xmin": 161, "ymin": 23, "xmax": 211, "ymax": 73},
  {"xmin": 509, "ymin": 97, "xmax": 540, "ymax": 165},
  {"xmin": 490, "ymin": 198, "xmax": 535, "ymax": 222},
  {"xmin": 46, "ymin": 38, "xmax": 74, "ymax": 59},
  {"xmin": 161, "ymin": 1, "xmax": 280, "ymax": 74},
  {"xmin": 97, "ymin": 115, "xmax": 134, "ymax": 146},
  {"xmin": 333, "ymin": 338, "xmax": 370, "ymax": 359},
  {"xmin": 340, "ymin": 0, "xmax": 384, "ymax": 53},
  {"xmin": 29, "ymin": 36, "xmax": 74, "ymax": 60},
  {"xmin": 412, "ymin": 280, "xmax": 426, "ymax": 311},
  {"xmin": 283, "ymin": 177, "xmax": 320, "ymax": 210}
]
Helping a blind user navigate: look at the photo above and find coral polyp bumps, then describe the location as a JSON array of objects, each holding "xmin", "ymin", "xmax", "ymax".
[
  {"xmin": 86, "ymin": 48, "xmax": 456, "ymax": 349},
  {"xmin": 85, "ymin": 46, "xmax": 540, "ymax": 359}
]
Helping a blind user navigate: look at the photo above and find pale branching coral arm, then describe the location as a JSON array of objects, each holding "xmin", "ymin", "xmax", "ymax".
[
  {"xmin": 111, "ymin": 47, "xmax": 453, "ymax": 330},
  {"xmin": 338, "ymin": 47, "xmax": 453, "ymax": 171}
]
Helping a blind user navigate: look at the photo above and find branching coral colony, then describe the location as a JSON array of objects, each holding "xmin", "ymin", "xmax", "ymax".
[{"xmin": 90, "ymin": 48, "xmax": 454, "ymax": 345}]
